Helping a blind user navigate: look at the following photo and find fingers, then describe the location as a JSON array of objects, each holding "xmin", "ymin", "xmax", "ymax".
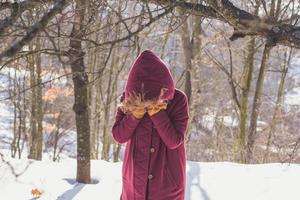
[
  {"xmin": 126, "ymin": 91, "xmax": 145, "ymax": 104},
  {"xmin": 122, "ymin": 90, "xmax": 168, "ymax": 117},
  {"xmin": 146, "ymin": 101, "xmax": 168, "ymax": 116},
  {"xmin": 158, "ymin": 87, "xmax": 168, "ymax": 102}
]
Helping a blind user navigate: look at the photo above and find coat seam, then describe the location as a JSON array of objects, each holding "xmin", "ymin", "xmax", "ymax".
[
  {"xmin": 134, "ymin": 133, "xmax": 137, "ymax": 200},
  {"xmin": 145, "ymin": 122, "xmax": 154, "ymax": 200}
]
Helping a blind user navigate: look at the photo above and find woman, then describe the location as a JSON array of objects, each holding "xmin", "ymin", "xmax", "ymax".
[{"xmin": 111, "ymin": 50, "xmax": 189, "ymax": 200}]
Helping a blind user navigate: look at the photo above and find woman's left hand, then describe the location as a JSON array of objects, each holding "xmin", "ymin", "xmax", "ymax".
[{"xmin": 146, "ymin": 101, "xmax": 168, "ymax": 116}]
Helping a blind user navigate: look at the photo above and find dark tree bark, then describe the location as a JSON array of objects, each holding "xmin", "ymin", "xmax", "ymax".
[
  {"xmin": 246, "ymin": 43, "xmax": 273, "ymax": 163},
  {"xmin": 28, "ymin": 37, "xmax": 43, "ymax": 160},
  {"xmin": 28, "ymin": 35, "xmax": 43, "ymax": 161},
  {"xmin": 263, "ymin": 48, "xmax": 291, "ymax": 162},
  {"xmin": 180, "ymin": 14, "xmax": 193, "ymax": 105},
  {"xmin": 36, "ymin": 35, "xmax": 44, "ymax": 161},
  {"xmin": 9, "ymin": 68, "xmax": 22, "ymax": 159},
  {"xmin": 68, "ymin": 0, "xmax": 91, "ymax": 184},
  {"xmin": 234, "ymin": 37, "xmax": 256, "ymax": 163}
]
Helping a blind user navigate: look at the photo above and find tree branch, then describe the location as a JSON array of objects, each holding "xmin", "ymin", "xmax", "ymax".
[
  {"xmin": 0, "ymin": 0, "xmax": 68, "ymax": 62},
  {"xmin": 0, "ymin": 0, "xmax": 56, "ymax": 35},
  {"xmin": 88, "ymin": 4, "xmax": 175, "ymax": 48},
  {"xmin": 147, "ymin": 0, "xmax": 300, "ymax": 48}
]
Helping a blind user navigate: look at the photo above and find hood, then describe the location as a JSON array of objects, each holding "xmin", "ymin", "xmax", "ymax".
[{"xmin": 125, "ymin": 50, "xmax": 175, "ymax": 101}]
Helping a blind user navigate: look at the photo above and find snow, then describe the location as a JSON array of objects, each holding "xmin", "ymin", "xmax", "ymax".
[
  {"xmin": 202, "ymin": 114, "xmax": 239, "ymax": 130},
  {"xmin": 1, "ymin": 151, "xmax": 300, "ymax": 200},
  {"xmin": 0, "ymin": 152, "xmax": 123, "ymax": 200},
  {"xmin": 285, "ymin": 87, "xmax": 300, "ymax": 106},
  {"xmin": 201, "ymin": 114, "xmax": 268, "ymax": 131}
]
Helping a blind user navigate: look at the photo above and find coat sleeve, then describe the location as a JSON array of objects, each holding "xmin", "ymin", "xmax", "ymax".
[
  {"xmin": 149, "ymin": 91, "xmax": 189, "ymax": 149},
  {"xmin": 111, "ymin": 92, "xmax": 141, "ymax": 144}
]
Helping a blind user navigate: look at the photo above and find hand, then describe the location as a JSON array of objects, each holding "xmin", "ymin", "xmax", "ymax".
[
  {"xmin": 131, "ymin": 107, "xmax": 146, "ymax": 119},
  {"xmin": 118, "ymin": 91, "xmax": 146, "ymax": 119},
  {"xmin": 146, "ymin": 88, "xmax": 168, "ymax": 116},
  {"xmin": 146, "ymin": 101, "xmax": 168, "ymax": 116}
]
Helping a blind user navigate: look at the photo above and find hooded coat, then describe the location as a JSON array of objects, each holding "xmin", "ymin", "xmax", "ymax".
[{"xmin": 112, "ymin": 50, "xmax": 189, "ymax": 200}]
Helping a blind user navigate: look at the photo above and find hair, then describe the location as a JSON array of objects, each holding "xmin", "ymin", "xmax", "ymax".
[{"xmin": 118, "ymin": 90, "xmax": 168, "ymax": 114}]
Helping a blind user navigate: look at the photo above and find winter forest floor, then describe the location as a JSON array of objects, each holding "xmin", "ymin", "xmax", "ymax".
[{"xmin": 0, "ymin": 151, "xmax": 300, "ymax": 200}]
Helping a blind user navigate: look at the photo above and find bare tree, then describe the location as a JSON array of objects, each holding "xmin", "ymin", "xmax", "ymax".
[{"xmin": 67, "ymin": 0, "xmax": 91, "ymax": 183}]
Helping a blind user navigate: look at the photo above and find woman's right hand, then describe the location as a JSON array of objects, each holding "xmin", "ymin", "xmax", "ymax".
[{"xmin": 119, "ymin": 91, "xmax": 146, "ymax": 119}]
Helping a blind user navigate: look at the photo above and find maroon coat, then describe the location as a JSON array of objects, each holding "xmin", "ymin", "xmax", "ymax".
[{"xmin": 112, "ymin": 50, "xmax": 189, "ymax": 200}]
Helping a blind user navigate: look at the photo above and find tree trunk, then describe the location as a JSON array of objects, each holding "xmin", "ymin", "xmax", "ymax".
[
  {"xmin": 246, "ymin": 43, "xmax": 273, "ymax": 163},
  {"xmin": 94, "ymin": 72, "xmax": 102, "ymax": 159},
  {"xmin": 87, "ymin": 42, "xmax": 97, "ymax": 160},
  {"xmin": 180, "ymin": 15, "xmax": 192, "ymax": 105},
  {"xmin": 179, "ymin": 8, "xmax": 202, "ymax": 160},
  {"xmin": 21, "ymin": 76, "xmax": 27, "ymax": 156},
  {"xmin": 27, "ymin": 40, "xmax": 37, "ymax": 160},
  {"xmin": 28, "ymin": 35, "xmax": 43, "ymax": 160},
  {"xmin": 53, "ymin": 110, "xmax": 62, "ymax": 162},
  {"xmin": 112, "ymin": 91, "xmax": 121, "ymax": 162},
  {"xmin": 10, "ymin": 68, "xmax": 22, "ymax": 158},
  {"xmin": 68, "ymin": 0, "xmax": 91, "ymax": 183},
  {"xmin": 263, "ymin": 48, "xmax": 291, "ymax": 162},
  {"xmin": 16, "ymin": 75, "xmax": 23, "ymax": 159},
  {"xmin": 101, "ymin": 48, "xmax": 116, "ymax": 161},
  {"xmin": 36, "ymin": 35, "xmax": 44, "ymax": 160},
  {"xmin": 234, "ymin": 38, "xmax": 256, "ymax": 163}
]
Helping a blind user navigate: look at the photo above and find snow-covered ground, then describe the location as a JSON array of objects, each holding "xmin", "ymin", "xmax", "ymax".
[{"xmin": 0, "ymin": 151, "xmax": 300, "ymax": 200}]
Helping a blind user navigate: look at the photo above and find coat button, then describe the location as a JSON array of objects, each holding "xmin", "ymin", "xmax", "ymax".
[
  {"xmin": 148, "ymin": 174, "xmax": 153, "ymax": 179},
  {"xmin": 150, "ymin": 147, "xmax": 155, "ymax": 153}
]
